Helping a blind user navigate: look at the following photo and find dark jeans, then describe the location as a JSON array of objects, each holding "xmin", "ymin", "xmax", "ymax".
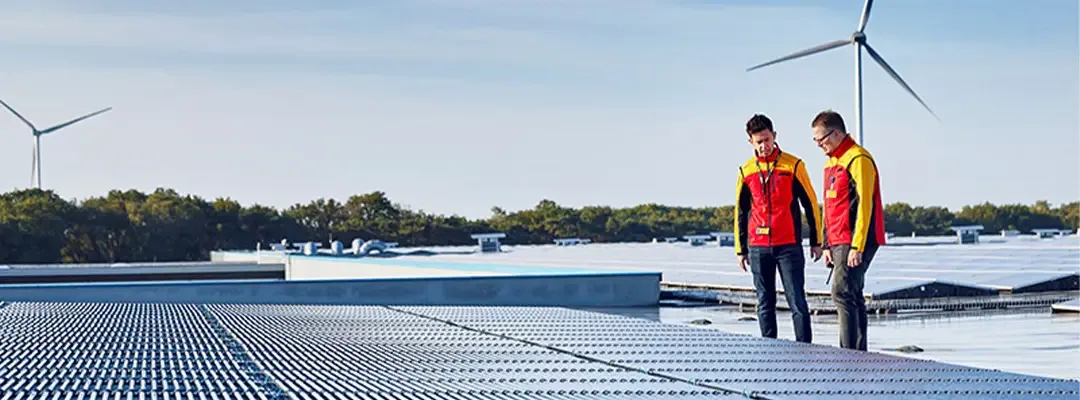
[
  {"xmin": 748, "ymin": 244, "xmax": 812, "ymax": 343},
  {"xmin": 828, "ymin": 243, "xmax": 879, "ymax": 351}
]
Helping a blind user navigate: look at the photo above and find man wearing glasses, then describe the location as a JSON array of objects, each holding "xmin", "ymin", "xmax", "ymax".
[
  {"xmin": 734, "ymin": 114, "xmax": 823, "ymax": 344},
  {"xmin": 811, "ymin": 110, "xmax": 887, "ymax": 351}
]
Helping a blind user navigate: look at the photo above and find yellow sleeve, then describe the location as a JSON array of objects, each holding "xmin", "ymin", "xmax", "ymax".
[
  {"xmin": 848, "ymin": 155, "xmax": 877, "ymax": 250},
  {"xmin": 734, "ymin": 167, "xmax": 750, "ymax": 255},
  {"xmin": 794, "ymin": 160, "xmax": 822, "ymax": 247}
]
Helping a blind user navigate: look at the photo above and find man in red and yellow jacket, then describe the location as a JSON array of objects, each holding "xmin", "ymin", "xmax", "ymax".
[
  {"xmin": 734, "ymin": 114, "xmax": 822, "ymax": 344},
  {"xmin": 811, "ymin": 110, "xmax": 886, "ymax": 351}
]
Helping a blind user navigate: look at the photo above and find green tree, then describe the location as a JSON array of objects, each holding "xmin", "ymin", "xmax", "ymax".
[{"xmin": 0, "ymin": 187, "xmax": 1074, "ymax": 264}]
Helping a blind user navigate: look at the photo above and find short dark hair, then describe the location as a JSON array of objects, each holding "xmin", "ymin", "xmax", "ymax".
[
  {"xmin": 811, "ymin": 110, "xmax": 846, "ymax": 133},
  {"xmin": 745, "ymin": 114, "xmax": 773, "ymax": 135}
]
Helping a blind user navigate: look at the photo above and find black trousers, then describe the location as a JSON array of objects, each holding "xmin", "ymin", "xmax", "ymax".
[
  {"xmin": 828, "ymin": 243, "xmax": 879, "ymax": 351},
  {"xmin": 748, "ymin": 244, "xmax": 812, "ymax": 343}
]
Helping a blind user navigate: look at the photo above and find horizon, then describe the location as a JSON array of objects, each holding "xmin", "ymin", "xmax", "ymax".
[
  {"xmin": 3, "ymin": 185, "xmax": 1073, "ymax": 220},
  {"xmin": 1, "ymin": 0, "xmax": 1077, "ymax": 220}
]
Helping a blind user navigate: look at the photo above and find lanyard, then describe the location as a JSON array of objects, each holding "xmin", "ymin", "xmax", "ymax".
[{"xmin": 755, "ymin": 149, "xmax": 780, "ymax": 189}]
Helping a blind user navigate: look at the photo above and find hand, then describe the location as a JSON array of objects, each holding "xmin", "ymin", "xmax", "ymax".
[
  {"xmin": 847, "ymin": 250, "xmax": 862, "ymax": 267},
  {"xmin": 736, "ymin": 255, "xmax": 748, "ymax": 272},
  {"xmin": 822, "ymin": 249, "xmax": 832, "ymax": 266},
  {"xmin": 809, "ymin": 246, "xmax": 822, "ymax": 262}
]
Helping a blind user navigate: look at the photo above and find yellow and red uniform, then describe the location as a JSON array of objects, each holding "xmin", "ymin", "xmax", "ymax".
[
  {"xmin": 822, "ymin": 136, "xmax": 886, "ymax": 251},
  {"xmin": 734, "ymin": 148, "xmax": 822, "ymax": 255}
]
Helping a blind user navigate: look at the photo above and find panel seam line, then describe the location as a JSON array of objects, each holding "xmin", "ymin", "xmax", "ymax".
[{"xmin": 383, "ymin": 305, "xmax": 774, "ymax": 400}]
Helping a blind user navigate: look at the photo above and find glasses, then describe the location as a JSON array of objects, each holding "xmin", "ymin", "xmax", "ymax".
[{"xmin": 813, "ymin": 129, "xmax": 835, "ymax": 144}]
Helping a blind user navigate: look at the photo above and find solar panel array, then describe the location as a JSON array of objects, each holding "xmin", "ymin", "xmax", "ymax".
[
  {"xmin": 213, "ymin": 304, "xmax": 734, "ymax": 399},
  {"xmin": 392, "ymin": 306, "xmax": 1080, "ymax": 399},
  {"xmin": 0, "ymin": 301, "xmax": 266, "ymax": 399},
  {"xmin": 415, "ymin": 236, "xmax": 1080, "ymax": 299},
  {"xmin": 1, "ymin": 301, "xmax": 1077, "ymax": 400}
]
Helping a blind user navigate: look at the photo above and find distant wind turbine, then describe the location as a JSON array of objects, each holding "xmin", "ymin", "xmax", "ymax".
[
  {"xmin": 746, "ymin": 0, "xmax": 937, "ymax": 145},
  {"xmin": 0, "ymin": 99, "xmax": 113, "ymax": 189}
]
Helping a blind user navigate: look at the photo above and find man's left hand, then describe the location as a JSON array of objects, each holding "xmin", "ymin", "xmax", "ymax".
[
  {"xmin": 847, "ymin": 250, "xmax": 862, "ymax": 267},
  {"xmin": 809, "ymin": 246, "xmax": 822, "ymax": 262}
]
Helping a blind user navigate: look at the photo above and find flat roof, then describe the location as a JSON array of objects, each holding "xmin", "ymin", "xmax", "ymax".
[
  {"xmin": 470, "ymin": 232, "xmax": 507, "ymax": 239},
  {"xmin": 1, "ymin": 253, "xmax": 662, "ymax": 308},
  {"xmin": 0, "ymin": 261, "xmax": 285, "ymax": 285},
  {"xmin": 0, "ymin": 262, "xmax": 280, "ymax": 277},
  {"xmin": 0, "ymin": 261, "xmax": 249, "ymax": 269},
  {"xmin": 381, "ymin": 235, "xmax": 1080, "ymax": 304},
  {"xmin": 216, "ymin": 251, "xmax": 659, "ymax": 277},
  {"xmin": 950, "ymin": 225, "xmax": 985, "ymax": 231}
]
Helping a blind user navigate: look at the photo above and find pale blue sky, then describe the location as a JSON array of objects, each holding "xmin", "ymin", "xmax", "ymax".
[{"xmin": 0, "ymin": 0, "xmax": 1076, "ymax": 219}]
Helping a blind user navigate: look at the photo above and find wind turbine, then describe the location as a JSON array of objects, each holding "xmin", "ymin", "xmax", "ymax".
[
  {"xmin": 745, "ymin": 0, "xmax": 937, "ymax": 146},
  {"xmin": 0, "ymin": 99, "xmax": 113, "ymax": 189}
]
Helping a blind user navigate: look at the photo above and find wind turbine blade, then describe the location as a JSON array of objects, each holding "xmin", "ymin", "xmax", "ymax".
[
  {"xmin": 863, "ymin": 43, "xmax": 939, "ymax": 121},
  {"xmin": 0, "ymin": 99, "xmax": 38, "ymax": 131},
  {"xmin": 857, "ymin": 0, "xmax": 874, "ymax": 32},
  {"xmin": 746, "ymin": 39, "xmax": 851, "ymax": 72},
  {"xmin": 38, "ymin": 107, "xmax": 113, "ymax": 135}
]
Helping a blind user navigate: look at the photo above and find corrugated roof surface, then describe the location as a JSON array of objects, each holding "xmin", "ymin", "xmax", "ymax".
[{"xmin": 0, "ymin": 301, "xmax": 1076, "ymax": 399}]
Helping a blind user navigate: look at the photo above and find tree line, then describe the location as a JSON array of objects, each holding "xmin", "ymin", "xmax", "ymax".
[{"xmin": 0, "ymin": 188, "xmax": 1076, "ymax": 264}]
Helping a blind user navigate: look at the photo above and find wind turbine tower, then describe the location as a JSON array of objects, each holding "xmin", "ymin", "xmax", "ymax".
[
  {"xmin": 746, "ymin": 0, "xmax": 937, "ymax": 146},
  {"xmin": 0, "ymin": 99, "xmax": 113, "ymax": 189}
]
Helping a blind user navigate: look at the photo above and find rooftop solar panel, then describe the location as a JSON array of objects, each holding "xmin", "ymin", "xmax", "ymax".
[
  {"xmin": 0, "ymin": 302, "xmax": 268, "ymax": 399},
  {"xmin": 209, "ymin": 304, "xmax": 732, "ymax": 398},
  {"xmin": 976, "ymin": 273, "xmax": 1079, "ymax": 291},
  {"xmin": 392, "ymin": 306, "xmax": 1080, "ymax": 400},
  {"xmin": 1, "ymin": 301, "xmax": 1075, "ymax": 399},
  {"xmin": 390, "ymin": 236, "xmax": 1079, "ymax": 303},
  {"xmin": 0, "ymin": 302, "xmax": 730, "ymax": 399}
]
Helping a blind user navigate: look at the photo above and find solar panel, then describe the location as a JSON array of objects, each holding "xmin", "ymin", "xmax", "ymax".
[
  {"xmin": 0, "ymin": 302, "xmax": 267, "ymax": 399},
  {"xmin": 211, "ymin": 304, "xmax": 734, "ymax": 398},
  {"xmin": 409, "ymin": 236, "xmax": 1080, "ymax": 302},
  {"xmin": 0, "ymin": 302, "xmax": 730, "ymax": 399},
  {"xmin": 392, "ymin": 306, "xmax": 1080, "ymax": 400},
  {"xmin": 977, "ymin": 273, "xmax": 1080, "ymax": 291},
  {"xmin": 1, "ymin": 301, "xmax": 1075, "ymax": 399}
]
